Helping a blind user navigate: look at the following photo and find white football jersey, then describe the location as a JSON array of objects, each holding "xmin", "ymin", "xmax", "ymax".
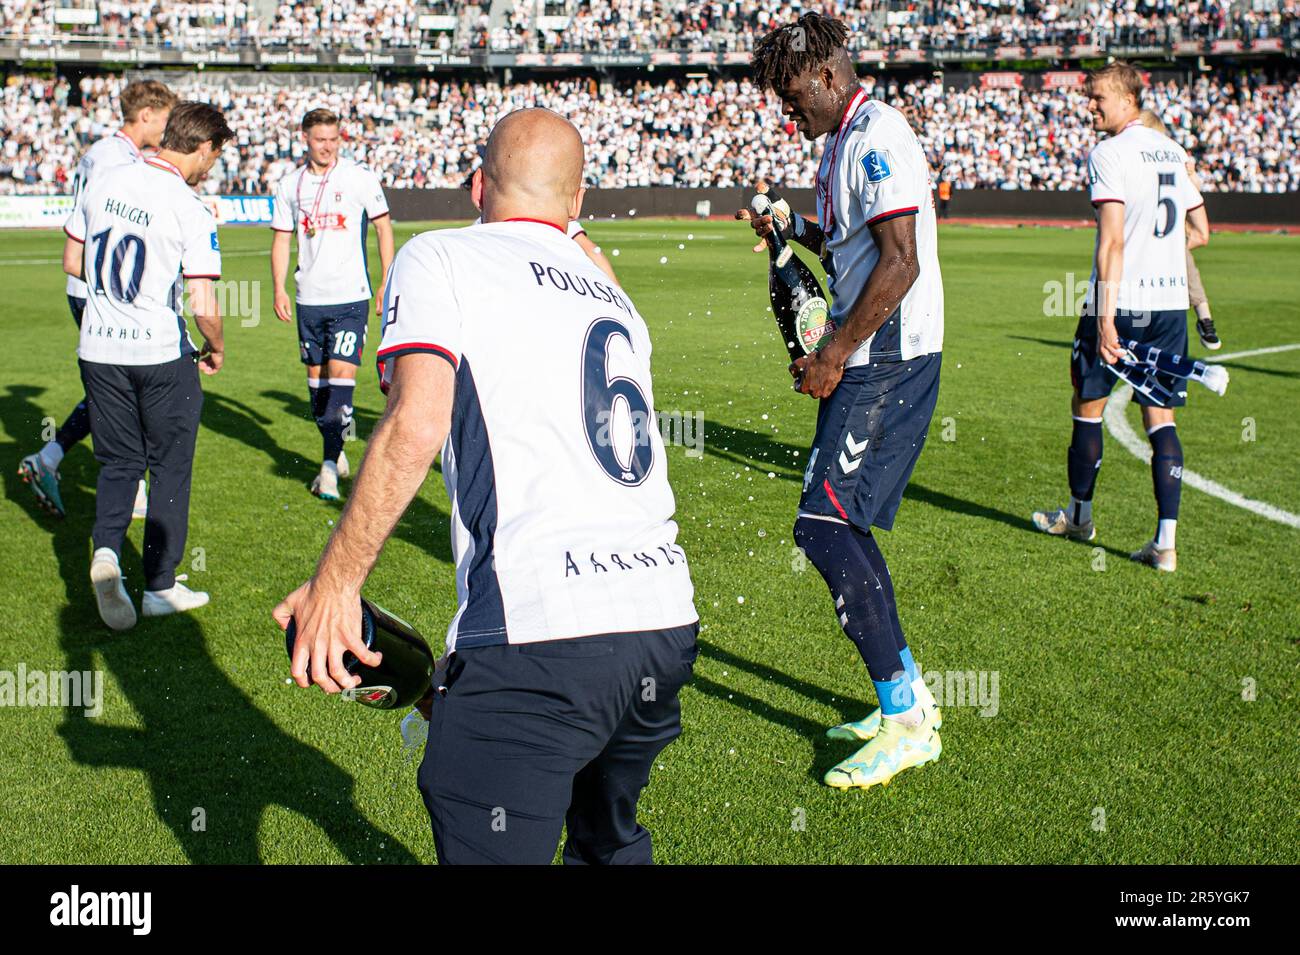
[
  {"xmin": 377, "ymin": 219, "xmax": 697, "ymax": 650},
  {"xmin": 817, "ymin": 90, "xmax": 944, "ymax": 365},
  {"xmin": 1087, "ymin": 121, "xmax": 1204, "ymax": 313},
  {"xmin": 65, "ymin": 131, "xmax": 144, "ymax": 299},
  {"xmin": 67, "ymin": 156, "xmax": 221, "ymax": 366},
  {"xmin": 271, "ymin": 158, "xmax": 390, "ymax": 306}
]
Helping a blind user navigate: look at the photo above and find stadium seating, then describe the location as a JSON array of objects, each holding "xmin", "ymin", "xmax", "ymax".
[
  {"xmin": 2, "ymin": 70, "xmax": 1296, "ymax": 196},
  {"xmin": 1, "ymin": 1, "xmax": 1294, "ymax": 53}
]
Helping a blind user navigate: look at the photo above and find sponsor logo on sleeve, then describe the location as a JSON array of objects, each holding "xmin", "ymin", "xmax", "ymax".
[
  {"xmin": 210, "ymin": 231, "xmax": 220, "ymax": 251},
  {"xmin": 862, "ymin": 149, "xmax": 893, "ymax": 183}
]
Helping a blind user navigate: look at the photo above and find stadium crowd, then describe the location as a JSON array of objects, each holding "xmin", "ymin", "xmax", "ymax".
[
  {"xmin": 2, "ymin": 1, "xmax": 1296, "ymax": 53},
  {"xmin": 3, "ymin": 70, "xmax": 1297, "ymax": 195}
]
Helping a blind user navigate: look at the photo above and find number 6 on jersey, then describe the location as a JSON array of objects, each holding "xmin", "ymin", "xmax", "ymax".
[{"xmin": 582, "ymin": 317, "xmax": 654, "ymax": 486}]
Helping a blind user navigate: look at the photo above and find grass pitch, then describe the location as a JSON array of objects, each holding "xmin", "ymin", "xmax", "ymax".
[{"xmin": 0, "ymin": 217, "xmax": 1296, "ymax": 864}]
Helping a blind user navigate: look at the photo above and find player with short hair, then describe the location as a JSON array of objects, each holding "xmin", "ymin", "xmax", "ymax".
[
  {"xmin": 275, "ymin": 108, "xmax": 698, "ymax": 865},
  {"xmin": 1032, "ymin": 63, "xmax": 1210, "ymax": 572},
  {"xmin": 739, "ymin": 13, "xmax": 945, "ymax": 790},
  {"xmin": 271, "ymin": 108, "xmax": 395, "ymax": 501},
  {"xmin": 62, "ymin": 101, "xmax": 232, "ymax": 630},
  {"xmin": 20, "ymin": 80, "xmax": 177, "ymax": 518}
]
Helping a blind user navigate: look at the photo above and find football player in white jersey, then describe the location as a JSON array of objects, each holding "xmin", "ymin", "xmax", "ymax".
[
  {"xmin": 63, "ymin": 102, "xmax": 232, "ymax": 630},
  {"xmin": 1032, "ymin": 63, "xmax": 1209, "ymax": 572},
  {"xmin": 1138, "ymin": 109, "xmax": 1221, "ymax": 350},
  {"xmin": 738, "ymin": 13, "xmax": 944, "ymax": 790},
  {"xmin": 275, "ymin": 108, "xmax": 698, "ymax": 865},
  {"xmin": 271, "ymin": 108, "xmax": 395, "ymax": 501},
  {"xmin": 20, "ymin": 80, "xmax": 176, "ymax": 519}
]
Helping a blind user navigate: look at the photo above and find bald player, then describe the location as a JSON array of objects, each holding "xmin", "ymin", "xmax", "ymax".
[{"xmin": 275, "ymin": 109, "xmax": 698, "ymax": 865}]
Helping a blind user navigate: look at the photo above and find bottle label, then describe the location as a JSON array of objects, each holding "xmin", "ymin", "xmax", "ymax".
[
  {"xmin": 343, "ymin": 685, "xmax": 396, "ymax": 708},
  {"xmin": 796, "ymin": 297, "xmax": 834, "ymax": 353},
  {"xmin": 775, "ymin": 245, "xmax": 793, "ymax": 269}
]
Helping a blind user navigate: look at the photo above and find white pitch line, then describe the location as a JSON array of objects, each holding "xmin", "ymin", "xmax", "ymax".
[
  {"xmin": 0, "ymin": 249, "xmax": 269, "ymax": 267},
  {"xmin": 1103, "ymin": 342, "xmax": 1300, "ymax": 529}
]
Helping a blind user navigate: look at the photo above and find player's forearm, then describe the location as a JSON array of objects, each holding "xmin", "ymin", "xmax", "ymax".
[
  {"xmin": 789, "ymin": 213, "xmax": 826, "ymax": 258},
  {"xmin": 1096, "ymin": 241, "xmax": 1124, "ymax": 320},
  {"xmin": 63, "ymin": 238, "xmax": 83, "ymax": 278},
  {"xmin": 188, "ymin": 279, "xmax": 224, "ymax": 348},
  {"xmin": 314, "ymin": 367, "xmax": 449, "ymax": 593},
  {"xmin": 376, "ymin": 223, "xmax": 395, "ymax": 282},
  {"xmin": 823, "ymin": 253, "xmax": 919, "ymax": 365},
  {"xmin": 270, "ymin": 237, "xmax": 290, "ymax": 292}
]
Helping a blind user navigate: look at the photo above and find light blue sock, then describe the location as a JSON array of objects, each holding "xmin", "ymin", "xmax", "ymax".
[
  {"xmin": 899, "ymin": 646, "xmax": 920, "ymax": 683},
  {"xmin": 873, "ymin": 673, "xmax": 916, "ymax": 716}
]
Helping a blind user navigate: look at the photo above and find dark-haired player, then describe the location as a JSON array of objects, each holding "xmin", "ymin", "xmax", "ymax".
[
  {"xmin": 63, "ymin": 102, "xmax": 232, "ymax": 629},
  {"xmin": 271, "ymin": 108, "xmax": 394, "ymax": 501},
  {"xmin": 738, "ymin": 13, "xmax": 944, "ymax": 790}
]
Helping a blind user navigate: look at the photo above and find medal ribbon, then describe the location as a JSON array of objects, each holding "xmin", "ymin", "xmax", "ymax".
[
  {"xmin": 818, "ymin": 86, "xmax": 868, "ymax": 238},
  {"xmin": 297, "ymin": 160, "xmax": 337, "ymax": 235}
]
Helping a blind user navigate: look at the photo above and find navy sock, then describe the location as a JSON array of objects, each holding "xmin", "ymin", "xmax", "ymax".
[
  {"xmin": 309, "ymin": 379, "xmax": 329, "ymax": 421},
  {"xmin": 320, "ymin": 380, "xmax": 355, "ymax": 463},
  {"xmin": 794, "ymin": 516, "xmax": 913, "ymax": 714},
  {"xmin": 1149, "ymin": 423, "xmax": 1182, "ymax": 521},
  {"xmin": 850, "ymin": 525, "xmax": 907, "ymax": 654},
  {"xmin": 1067, "ymin": 416, "xmax": 1103, "ymax": 508},
  {"xmin": 55, "ymin": 398, "xmax": 91, "ymax": 451}
]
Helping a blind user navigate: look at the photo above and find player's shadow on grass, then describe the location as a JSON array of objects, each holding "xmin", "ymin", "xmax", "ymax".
[
  {"xmin": 0, "ymin": 384, "xmax": 421, "ymax": 864},
  {"xmin": 692, "ymin": 639, "xmax": 871, "ymax": 783},
  {"xmin": 204, "ymin": 391, "xmax": 452, "ymax": 566},
  {"xmin": 705, "ymin": 417, "xmax": 1105, "ymax": 546}
]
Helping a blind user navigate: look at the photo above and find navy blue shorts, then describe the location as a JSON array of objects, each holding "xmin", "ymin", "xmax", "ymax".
[
  {"xmin": 296, "ymin": 300, "xmax": 370, "ymax": 367},
  {"xmin": 69, "ymin": 295, "xmax": 86, "ymax": 328},
  {"xmin": 417, "ymin": 624, "xmax": 699, "ymax": 865},
  {"xmin": 1072, "ymin": 308, "xmax": 1189, "ymax": 408},
  {"xmin": 799, "ymin": 353, "xmax": 941, "ymax": 532}
]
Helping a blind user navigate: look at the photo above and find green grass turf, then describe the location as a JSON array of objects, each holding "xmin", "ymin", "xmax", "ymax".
[{"xmin": 0, "ymin": 218, "xmax": 1296, "ymax": 864}]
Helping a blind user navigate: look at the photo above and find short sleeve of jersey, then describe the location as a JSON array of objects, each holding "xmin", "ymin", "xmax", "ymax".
[
  {"xmin": 180, "ymin": 199, "xmax": 222, "ymax": 279},
  {"xmin": 1088, "ymin": 142, "xmax": 1125, "ymax": 205},
  {"xmin": 566, "ymin": 219, "xmax": 586, "ymax": 239},
  {"xmin": 376, "ymin": 236, "xmax": 461, "ymax": 390},
  {"xmin": 360, "ymin": 167, "xmax": 390, "ymax": 219},
  {"xmin": 850, "ymin": 124, "xmax": 924, "ymax": 227},
  {"xmin": 271, "ymin": 173, "xmax": 296, "ymax": 232}
]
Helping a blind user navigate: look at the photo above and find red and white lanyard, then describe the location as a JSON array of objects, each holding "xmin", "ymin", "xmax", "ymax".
[
  {"xmin": 144, "ymin": 156, "xmax": 184, "ymax": 179},
  {"xmin": 297, "ymin": 161, "xmax": 337, "ymax": 234},
  {"xmin": 114, "ymin": 130, "xmax": 142, "ymax": 159},
  {"xmin": 818, "ymin": 86, "xmax": 869, "ymax": 237}
]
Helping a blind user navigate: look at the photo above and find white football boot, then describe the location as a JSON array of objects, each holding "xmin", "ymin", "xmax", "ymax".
[
  {"xmin": 1031, "ymin": 506, "xmax": 1096, "ymax": 542},
  {"xmin": 142, "ymin": 576, "xmax": 210, "ymax": 617},
  {"xmin": 1130, "ymin": 539, "xmax": 1177, "ymax": 572},
  {"xmin": 310, "ymin": 460, "xmax": 341, "ymax": 501},
  {"xmin": 90, "ymin": 548, "xmax": 137, "ymax": 631}
]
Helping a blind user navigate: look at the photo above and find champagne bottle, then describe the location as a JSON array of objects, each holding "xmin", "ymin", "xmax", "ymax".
[
  {"xmin": 752, "ymin": 192, "xmax": 834, "ymax": 362},
  {"xmin": 285, "ymin": 597, "xmax": 436, "ymax": 709}
]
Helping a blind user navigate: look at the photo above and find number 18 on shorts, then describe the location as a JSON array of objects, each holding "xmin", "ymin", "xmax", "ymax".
[{"xmin": 296, "ymin": 300, "xmax": 370, "ymax": 366}]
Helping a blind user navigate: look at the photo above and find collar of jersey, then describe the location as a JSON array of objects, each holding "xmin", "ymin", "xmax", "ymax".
[
  {"xmin": 114, "ymin": 130, "xmax": 142, "ymax": 157},
  {"xmin": 502, "ymin": 217, "xmax": 566, "ymax": 234},
  {"xmin": 145, "ymin": 157, "xmax": 184, "ymax": 179}
]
